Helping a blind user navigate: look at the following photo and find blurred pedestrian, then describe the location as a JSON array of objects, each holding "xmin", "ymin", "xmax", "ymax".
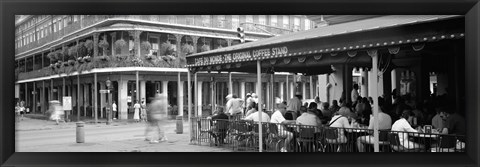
[
  {"xmin": 112, "ymin": 101, "xmax": 117, "ymax": 119},
  {"xmin": 145, "ymin": 94, "xmax": 168, "ymax": 143},
  {"xmin": 141, "ymin": 100, "xmax": 147, "ymax": 122},
  {"xmin": 49, "ymin": 100, "xmax": 65, "ymax": 125},
  {"xmin": 133, "ymin": 100, "xmax": 141, "ymax": 123},
  {"xmin": 225, "ymin": 94, "xmax": 244, "ymax": 117},
  {"xmin": 15, "ymin": 102, "xmax": 21, "ymax": 122}
]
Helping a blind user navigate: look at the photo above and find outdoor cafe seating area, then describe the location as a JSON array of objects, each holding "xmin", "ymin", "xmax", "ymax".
[{"xmin": 190, "ymin": 116, "xmax": 465, "ymax": 152}]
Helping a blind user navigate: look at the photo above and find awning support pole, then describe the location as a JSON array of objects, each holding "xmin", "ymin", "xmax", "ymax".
[
  {"xmin": 370, "ymin": 50, "xmax": 380, "ymax": 152},
  {"xmin": 229, "ymin": 72, "xmax": 233, "ymax": 95},
  {"xmin": 194, "ymin": 72, "xmax": 198, "ymax": 117},
  {"xmin": 256, "ymin": 60, "xmax": 263, "ymax": 152},
  {"xmin": 187, "ymin": 69, "xmax": 192, "ymax": 141}
]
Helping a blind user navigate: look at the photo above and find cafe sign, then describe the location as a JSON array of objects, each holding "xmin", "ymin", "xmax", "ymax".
[{"xmin": 194, "ymin": 46, "xmax": 289, "ymax": 66}]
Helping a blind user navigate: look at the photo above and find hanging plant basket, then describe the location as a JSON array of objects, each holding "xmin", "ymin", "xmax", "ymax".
[
  {"xmin": 201, "ymin": 44, "xmax": 210, "ymax": 52},
  {"xmin": 99, "ymin": 39, "xmax": 109, "ymax": 49},
  {"xmin": 84, "ymin": 40, "xmax": 94, "ymax": 52},
  {"xmin": 181, "ymin": 43, "xmax": 194, "ymax": 55},
  {"xmin": 68, "ymin": 59, "xmax": 76, "ymax": 65},
  {"xmin": 99, "ymin": 55, "xmax": 108, "ymax": 61},
  {"xmin": 141, "ymin": 41, "xmax": 152, "ymax": 52},
  {"xmin": 160, "ymin": 41, "xmax": 175, "ymax": 56},
  {"xmin": 47, "ymin": 52, "xmax": 57, "ymax": 63},
  {"xmin": 115, "ymin": 39, "xmax": 127, "ymax": 50},
  {"xmin": 83, "ymin": 56, "xmax": 92, "ymax": 62},
  {"xmin": 145, "ymin": 54, "xmax": 154, "ymax": 60},
  {"xmin": 77, "ymin": 57, "xmax": 84, "ymax": 63},
  {"xmin": 55, "ymin": 50, "xmax": 64, "ymax": 61},
  {"xmin": 68, "ymin": 45, "xmax": 78, "ymax": 58},
  {"xmin": 77, "ymin": 42, "xmax": 88, "ymax": 57}
]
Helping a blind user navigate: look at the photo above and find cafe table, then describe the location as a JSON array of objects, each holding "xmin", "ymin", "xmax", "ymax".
[{"xmin": 409, "ymin": 129, "xmax": 441, "ymax": 151}]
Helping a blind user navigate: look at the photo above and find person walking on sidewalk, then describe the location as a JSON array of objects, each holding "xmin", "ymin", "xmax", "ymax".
[
  {"xmin": 133, "ymin": 100, "xmax": 141, "ymax": 123},
  {"xmin": 49, "ymin": 100, "xmax": 66, "ymax": 125},
  {"xmin": 141, "ymin": 100, "xmax": 147, "ymax": 122},
  {"xmin": 112, "ymin": 101, "xmax": 117, "ymax": 119},
  {"xmin": 145, "ymin": 94, "xmax": 168, "ymax": 143}
]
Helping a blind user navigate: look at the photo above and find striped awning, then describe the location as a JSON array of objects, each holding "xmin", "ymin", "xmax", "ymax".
[{"xmin": 186, "ymin": 15, "xmax": 464, "ymax": 74}]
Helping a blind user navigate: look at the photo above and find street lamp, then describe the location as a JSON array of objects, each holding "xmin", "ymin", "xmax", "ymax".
[{"xmin": 106, "ymin": 79, "xmax": 112, "ymax": 125}]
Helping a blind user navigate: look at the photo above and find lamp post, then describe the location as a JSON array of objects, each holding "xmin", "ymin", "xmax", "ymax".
[{"xmin": 106, "ymin": 79, "xmax": 112, "ymax": 125}]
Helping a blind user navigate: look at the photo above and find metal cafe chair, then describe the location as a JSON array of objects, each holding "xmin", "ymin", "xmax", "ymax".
[
  {"xmin": 251, "ymin": 123, "xmax": 269, "ymax": 151},
  {"xmin": 431, "ymin": 135, "xmax": 457, "ymax": 152},
  {"xmin": 210, "ymin": 119, "xmax": 229, "ymax": 146},
  {"xmin": 364, "ymin": 130, "xmax": 391, "ymax": 152},
  {"xmin": 387, "ymin": 132, "xmax": 424, "ymax": 152},
  {"xmin": 265, "ymin": 123, "xmax": 287, "ymax": 152},
  {"xmin": 197, "ymin": 119, "xmax": 214, "ymax": 146},
  {"xmin": 324, "ymin": 128, "xmax": 348, "ymax": 152},
  {"xmin": 230, "ymin": 120, "xmax": 254, "ymax": 151},
  {"xmin": 296, "ymin": 127, "xmax": 317, "ymax": 152}
]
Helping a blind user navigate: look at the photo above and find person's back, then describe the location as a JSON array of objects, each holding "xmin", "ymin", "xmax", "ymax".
[
  {"xmin": 286, "ymin": 96, "xmax": 301, "ymax": 112},
  {"xmin": 245, "ymin": 111, "xmax": 270, "ymax": 122},
  {"xmin": 296, "ymin": 111, "xmax": 321, "ymax": 126},
  {"xmin": 445, "ymin": 113, "xmax": 466, "ymax": 136},
  {"xmin": 368, "ymin": 111, "xmax": 392, "ymax": 130}
]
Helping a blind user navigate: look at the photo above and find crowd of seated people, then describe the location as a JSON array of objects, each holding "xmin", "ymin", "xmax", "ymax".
[{"xmin": 201, "ymin": 88, "xmax": 465, "ymax": 152}]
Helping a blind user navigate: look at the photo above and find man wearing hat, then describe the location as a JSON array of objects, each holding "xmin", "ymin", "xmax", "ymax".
[{"xmin": 286, "ymin": 92, "xmax": 302, "ymax": 120}]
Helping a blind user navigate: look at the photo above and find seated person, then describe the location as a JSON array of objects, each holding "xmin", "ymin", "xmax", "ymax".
[
  {"xmin": 245, "ymin": 103, "xmax": 257, "ymax": 117},
  {"xmin": 431, "ymin": 107, "xmax": 446, "ymax": 131},
  {"xmin": 327, "ymin": 107, "xmax": 354, "ymax": 144},
  {"xmin": 208, "ymin": 107, "xmax": 229, "ymax": 144},
  {"xmin": 320, "ymin": 102, "xmax": 332, "ymax": 124},
  {"xmin": 270, "ymin": 102, "xmax": 296, "ymax": 152},
  {"xmin": 243, "ymin": 103, "xmax": 270, "ymax": 123},
  {"xmin": 296, "ymin": 103, "xmax": 322, "ymax": 128},
  {"xmin": 357, "ymin": 97, "xmax": 392, "ymax": 152},
  {"xmin": 391, "ymin": 109, "xmax": 424, "ymax": 150},
  {"xmin": 438, "ymin": 107, "xmax": 466, "ymax": 150}
]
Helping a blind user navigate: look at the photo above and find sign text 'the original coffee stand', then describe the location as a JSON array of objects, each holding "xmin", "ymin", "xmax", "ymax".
[{"xmin": 194, "ymin": 46, "xmax": 289, "ymax": 65}]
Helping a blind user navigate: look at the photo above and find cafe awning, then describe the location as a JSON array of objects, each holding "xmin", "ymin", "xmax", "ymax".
[{"xmin": 186, "ymin": 15, "xmax": 464, "ymax": 75}]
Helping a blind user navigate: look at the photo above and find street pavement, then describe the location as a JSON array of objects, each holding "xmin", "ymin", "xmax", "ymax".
[{"xmin": 16, "ymin": 116, "xmax": 231, "ymax": 152}]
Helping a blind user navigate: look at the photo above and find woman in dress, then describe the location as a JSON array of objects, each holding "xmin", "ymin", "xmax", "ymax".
[{"xmin": 133, "ymin": 100, "xmax": 141, "ymax": 123}]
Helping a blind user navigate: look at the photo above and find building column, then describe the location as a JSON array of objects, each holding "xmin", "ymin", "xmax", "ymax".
[
  {"xmin": 228, "ymin": 72, "xmax": 233, "ymax": 95},
  {"xmin": 175, "ymin": 34, "xmax": 184, "ymax": 57},
  {"xmin": 83, "ymin": 84, "xmax": 87, "ymax": 117},
  {"xmin": 119, "ymin": 79, "xmax": 128, "ymax": 120},
  {"xmin": 140, "ymin": 80, "xmax": 146, "ymax": 103},
  {"xmin": 240, "ymin": 81, "xmax": 246, "ymax": 99},
  {"xmin": 332, "ymin": 65, "xmax": 345, "ymax": 102},
  {"xmin": 197, "ymin": 81, "xmax": 203, "ymax": 116},
  {"xmin": 110, "ymin": 32, "xmax": 117, "ymax": 56},
  {"xmin": 42, "ymin": 81, "xmax": 46, "ymax": 113},
  {"xmin": 279, "ymin": 82, "xmax": 285, "ymax": 102},
  {"xmin": 318, "ymin": 74, "xmax": 329, "ymax": 103},
  {"xmin": 286, "ymin": 75, "xmax": 289, "ymax": 100},
  {"xmin": 177, "ymin": 72, "xmax": 184, "ymax": 117},
  {"xmin": 93, "ymin": 33, "xmax": 99, "ymax": 57},
  {"xmin": 289, "ymin": 81, "xmax": 295, "ymax": 99},
  {"xmin": 94, "ymin": 73, "xmax": 98, "ymax": 123},
  {"xmin": 100, "ymin": 83, "xmax": 106, "ymax": 118},
  {"xmin": 129, "ymin": 30, "xmax": 142, "ymax": 57},
  {"xmin": 192, "ymin": 36, "xmax": 199, "ymax": 54},
  {"xmin": 344, "ymin": 65, "xmax": 354, "ymax": 104},
  {"xmin": 136, "ymin": 71, "xmax": 140, "ymax": 103},
  {"xmin": 302, "ymin": 81, "xmax": 307, "ymax": 100},
  {"xmin": 32, "ymin": 82, "xmax": 36, "ymax": 113},
  {"xmin": 266, "ymin": 81, "xmax": 270, "ymax": 110},
  {"xmin": 391, "ymin": 69, "xmax": 397, "ymax": 94},
  {"xmin": 361, "ymin": 68, "xmax": 369, "ymax": 98},
  {"xmin": 162, "ymin": 81, "xmax": 169, "ymax": 117}
]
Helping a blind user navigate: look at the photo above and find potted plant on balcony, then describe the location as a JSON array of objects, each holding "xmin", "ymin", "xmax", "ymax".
[
  {"xmin": 115, "ymin": 39, "xmax": 127, "ymax": 52},
  {"xmin": 99, "ymin": 38, "xmax": 109, "ymax": 58},
  {"xmin": 47, "ymin": 52, "xmax": 57, "ymax": 65},
  {"xmin": 201, "ymin": 44, "xmax": 211, "ymax": 52},
  {"xmin": 181, "ymin": 43, "xmax": 195, "ymax": 55}
]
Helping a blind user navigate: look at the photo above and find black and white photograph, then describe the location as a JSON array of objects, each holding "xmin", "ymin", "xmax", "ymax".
[{"xmin": 13, "ymin": 14, "xmax": 468, "ymax": 153}]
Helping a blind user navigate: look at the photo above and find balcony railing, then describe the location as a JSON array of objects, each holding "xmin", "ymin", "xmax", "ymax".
[{"xmin": 190, "ymin": 117, "xmax": 466, "ymax": 152}]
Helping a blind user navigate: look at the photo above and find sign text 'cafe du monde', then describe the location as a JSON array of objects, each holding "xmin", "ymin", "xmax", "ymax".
[{"xmin": 194, "ymin": 46, "xmax": 289, "ymax": 65}]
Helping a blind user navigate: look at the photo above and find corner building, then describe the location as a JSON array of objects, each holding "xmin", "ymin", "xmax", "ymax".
[{"xmin": 14, "ymin": 15, "xmax": 317, "ymax": 120}]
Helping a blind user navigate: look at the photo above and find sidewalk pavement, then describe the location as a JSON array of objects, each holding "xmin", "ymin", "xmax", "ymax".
[{"xmin": 16, "ymin": 114, "xmax": 232, "ymax": 152}]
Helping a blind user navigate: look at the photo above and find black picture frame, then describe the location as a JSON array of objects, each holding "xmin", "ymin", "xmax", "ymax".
[{"xmin": 1, "ymin": 0, "xmax": 479, "ymax": 167}]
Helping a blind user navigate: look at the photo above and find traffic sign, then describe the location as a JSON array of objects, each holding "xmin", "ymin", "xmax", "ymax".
[{"xmin": 100, "ymin": 90, "xmax": 110, "ymax": 93}]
